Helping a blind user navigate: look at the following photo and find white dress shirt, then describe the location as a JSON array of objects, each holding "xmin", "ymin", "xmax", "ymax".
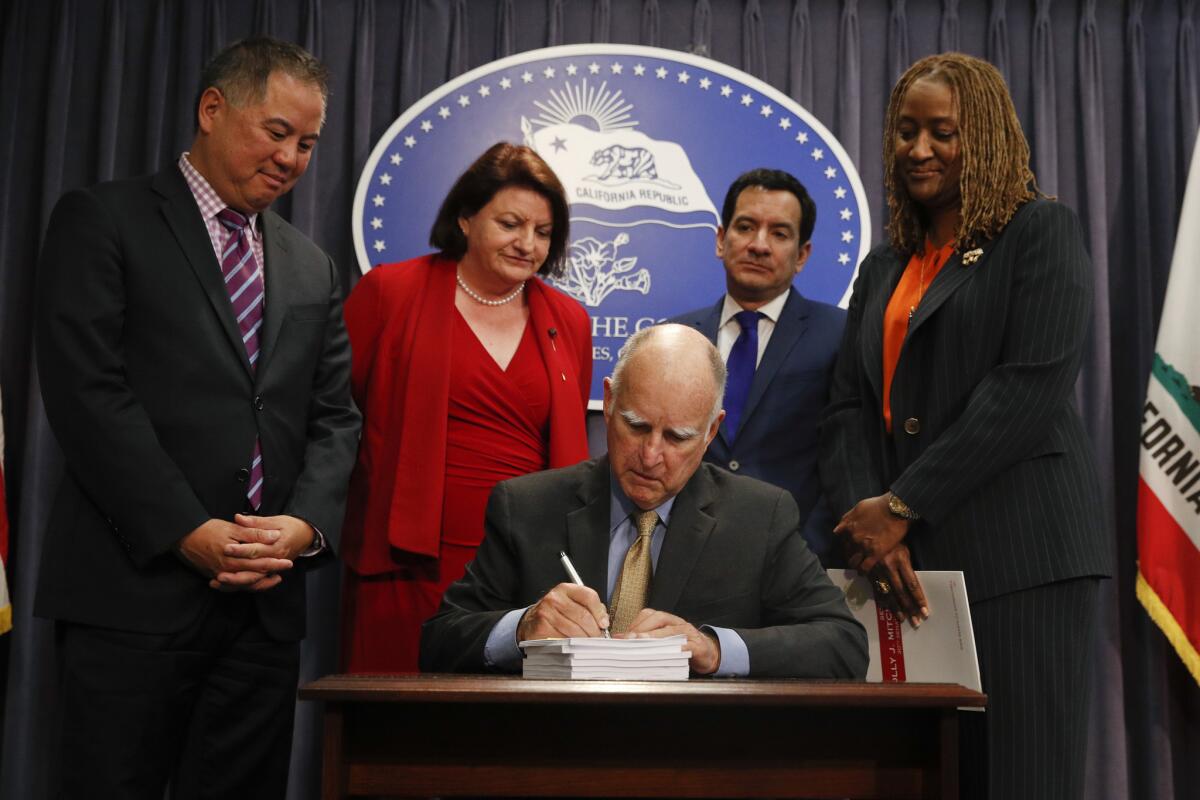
[{"xmin": 715, "ymin": 289, "xmax": 791, "ymax": 367}]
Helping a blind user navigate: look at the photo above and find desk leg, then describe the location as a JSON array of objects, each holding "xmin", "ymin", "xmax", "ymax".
[
  {"xmin": 322, "ymin": 704, "xmax": 346, "ymax": 800},
  {"xmin": 937, "ymin": 709, "xmax": 958, "ymax": 800}
]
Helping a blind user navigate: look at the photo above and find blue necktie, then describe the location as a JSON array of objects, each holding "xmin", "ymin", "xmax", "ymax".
[{"xmin": 723, "ymin": 310, "xmax": 761, "ymax": 439}]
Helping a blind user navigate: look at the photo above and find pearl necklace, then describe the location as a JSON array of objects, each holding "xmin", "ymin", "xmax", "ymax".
[{"xmin": 456, "ymin": 270, "xmax": 526, "ymax": 306}]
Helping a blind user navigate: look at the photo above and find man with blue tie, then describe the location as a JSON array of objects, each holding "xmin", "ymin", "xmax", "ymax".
[{"xmin": 671, "ymin": 169, "xmax": 846, "ymax": 563}]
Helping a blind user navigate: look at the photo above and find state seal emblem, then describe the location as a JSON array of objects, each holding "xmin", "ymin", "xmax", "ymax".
[{"xmin": 353, "ymin": 44, "xmax": 870, "ymax": 406}]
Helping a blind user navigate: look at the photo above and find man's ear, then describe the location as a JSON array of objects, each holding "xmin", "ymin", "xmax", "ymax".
[
  {"xmin": 196, "ymin": 87, "xmax": 224, "ymax": 135},
  {"xmin": 715, "ymin": 226, "xmax": 727, "ymax": 259},
  {"xmin": 793, "ymin": 240, "xmax": 813, "ymax": 275}
]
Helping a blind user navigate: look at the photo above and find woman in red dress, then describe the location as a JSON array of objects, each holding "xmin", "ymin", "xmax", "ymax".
[{"xmin": 340, "ymin": 143, "xmax": 592, "ymax": 672}]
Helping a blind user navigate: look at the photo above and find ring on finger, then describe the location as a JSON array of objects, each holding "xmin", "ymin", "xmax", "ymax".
[{"xmin": 873, "ymin": 579, "xmax": 891, "ymax": 595}]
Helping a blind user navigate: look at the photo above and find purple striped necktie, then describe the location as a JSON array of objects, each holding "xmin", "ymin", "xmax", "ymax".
[{"xmin": 217, "ymin": 208, "xmax": 265, "ymax": 510}]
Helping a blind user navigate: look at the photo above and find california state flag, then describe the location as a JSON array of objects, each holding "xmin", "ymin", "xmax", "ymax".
[
  {"xmin": 0, "ymin": 390, "xmax": 11, "ymax": 634},
  {"xmin": 1138, "ymin": 136, "xmax": 1200, "ymax": 684}
]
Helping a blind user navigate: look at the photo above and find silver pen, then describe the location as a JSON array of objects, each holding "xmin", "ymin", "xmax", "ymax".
[{"xmin": 558, "ymin": 551, "xmax": 611, "ymax": 639}]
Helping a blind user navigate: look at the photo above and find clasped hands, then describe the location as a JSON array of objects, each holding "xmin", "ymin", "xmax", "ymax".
[
  {"xmin": 177, "ymin": 514, "xmax": 315, "ymax": 592},
  {"xmin": 516, "ymin": 583, "xmax": 722, "ymax": 675},
  {"xmin": 834, "ymin": 493, "xmax": 930, "ymax": 626}
]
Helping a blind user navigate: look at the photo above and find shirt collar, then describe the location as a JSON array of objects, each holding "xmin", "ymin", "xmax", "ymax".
[
  {"xmin": 719, "ymin": 287, "xmax": 790, "ymax": 328},
  {"xmin": 921, "ymin": 236, "xmax": 957, "ymax": 262},
  {"xmin": 608, "ymin": 471, "xmax": 676, "ymax": 534},
  {"xmin": 178, "ymin": 152, "xmax": 261, "ymax": 233}
]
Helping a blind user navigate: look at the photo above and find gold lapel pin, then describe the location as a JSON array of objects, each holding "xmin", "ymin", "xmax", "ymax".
[{"xmin": 962, "ymin": 248, "xmax": 984, "ymax": 265}]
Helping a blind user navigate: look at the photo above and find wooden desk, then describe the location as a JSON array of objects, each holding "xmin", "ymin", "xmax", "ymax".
[{"xmin": 300, "ymin": 674, "xmax": 986, "ymax": 799}]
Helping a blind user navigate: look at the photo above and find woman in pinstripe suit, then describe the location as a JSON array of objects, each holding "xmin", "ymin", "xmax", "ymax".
[{"xmin": 819, "ymin": 53, "xmax": 1111, "ymax": 800}]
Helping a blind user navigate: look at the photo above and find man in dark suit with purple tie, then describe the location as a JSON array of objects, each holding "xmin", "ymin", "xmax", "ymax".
[
  {"xmin": 34, "ymin": 38, "xmax": 359, "ymax": 798},
  {"xmin": 671, "ymin": 169, "xmax": 845, "ymax": 564}
]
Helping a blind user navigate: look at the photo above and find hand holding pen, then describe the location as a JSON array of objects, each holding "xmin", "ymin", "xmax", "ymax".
[
  {"xmin": 559, "ymin": 551, "xmax": 611, "ymax": 639},
  {"xmin": 515, "ymin": 552, "xmax": 612, "ymax": 641}
]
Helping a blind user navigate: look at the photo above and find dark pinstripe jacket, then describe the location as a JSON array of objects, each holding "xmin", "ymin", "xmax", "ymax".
[{"xmin": 818, "ymin": 199, "xmax": 1111, "ymax": 602}]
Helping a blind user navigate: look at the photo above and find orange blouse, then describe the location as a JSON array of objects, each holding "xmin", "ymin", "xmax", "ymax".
[{"xmin": 881, "ymin": 239, "xmax": 956, "ymax": 431}]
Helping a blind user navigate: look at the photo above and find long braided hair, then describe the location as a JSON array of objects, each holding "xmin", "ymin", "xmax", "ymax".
[{"xmin": 883, "ymin": 53, "xmax": 1040, "ymax": 254}]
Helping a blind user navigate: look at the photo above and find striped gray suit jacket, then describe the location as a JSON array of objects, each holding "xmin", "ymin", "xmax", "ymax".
[{"xmin": 818, "ymin": 199, "xmax": 1112, "ymax": 602}]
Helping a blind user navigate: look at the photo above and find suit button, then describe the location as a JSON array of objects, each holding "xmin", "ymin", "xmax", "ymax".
[
  {"xmin": 236, "ymin": 468, "xmax": 250, "ymax": 483},
  {"xmin": 253, "ymin": 395, "xmax": 265, "ymax": 411},
  {"xmin": 729, "ymin": 460, "xmax": 740, "ymax": 471},
  {"xmin": 903, "ymin": 418, "xmax": 921, "ymax": 435}
]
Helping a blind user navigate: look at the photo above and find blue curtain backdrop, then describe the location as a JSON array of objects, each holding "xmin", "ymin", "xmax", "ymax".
[{"xmin": 0, "ymin": 1, "xmax": 1196, "ymax": 798}]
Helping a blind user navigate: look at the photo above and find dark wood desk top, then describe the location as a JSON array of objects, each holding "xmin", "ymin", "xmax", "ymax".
[{"xmin": 300, "ymin": 673, "xmax": 986, "ymax": 709}]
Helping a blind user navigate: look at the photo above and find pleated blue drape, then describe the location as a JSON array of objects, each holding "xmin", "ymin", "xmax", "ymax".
[
  {"xmin": 888, "ymin": 0, "xmax": 908, "ymax": 85},
  {"xmin": 789, "ymin": 0, "xmax": 813, "ymax": 108},
  {"xmin": 939, "ymin": 0, "xmax": 959, "ymax": 52},
  {"xmin": 1031, "ymin": 0, "xmax": 1057, "ymax": 194},
  {"xmin": 547, "ymin": 0, "xmax": 564, "ymax": 48},
  {"xmin": 641, "ymin": 0, "xmax": 660, "ymax": 47},
  {"xmin": 448, "ymin": 0, "xmax": 468, "ymax": 77},
  {"xmin": 496, "ymin": 0, "xmax": 514, "ymax": 58},
  {"xmin": 692, "ymin": 0, "xmax": 711, "ymax": 57},
  {"xmin": 988, "ymin": 0, "xmax": 1010, "ymax": 82},
  {"xmin": 287, "ymin": 0, "xmax": 323, "ymax": 235},
  {"xmin": 404, "ymin": 1, "xmax": 424, "ymax": 107},
  {"xmin": 593, "ymin": 0, "xmax": 610, "ymax": 42},
  {"xmin": 742, "ymin": 0, "xmax": 766, "ymax": 79},
  {"xmin": 1182, "ymin": 0, "xmax": 1199, "ymax": 156},
  {"xmin": 837, "ymin": 0, "xmax": 861, "ymax": 167}
]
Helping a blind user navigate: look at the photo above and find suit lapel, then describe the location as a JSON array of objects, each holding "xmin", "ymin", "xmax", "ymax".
[
  {"xmin": 154, "ymin": 170, "xmax": 253, "ymax": 378},
  {"xmin": 649, "ymin": 467, "xmax": 717, "ymax": 612},
  {"xmin": 905, "ymin": 247, "xmax": 982, "ymax": 337},
  {"xmin": 255, "ymin": 211, "xmax": 291, "ymax": 380},
  {"xmin": 564, "ymin": 457, "xmax": 614, "ymax": 597},
  {"xmin": 739, "ymin": 288, "xmax": 807, "ymax": 428},
  {"xmin": 692, "ymin": 297, "xmax": 723, "ymax": 343},
  {"xmin": 685, "ymin": 299, "xmax": 733, "ymax": 448},
  {"xmin": 860, "ymin": 244, "xmax": 986, "ymax": 391}
]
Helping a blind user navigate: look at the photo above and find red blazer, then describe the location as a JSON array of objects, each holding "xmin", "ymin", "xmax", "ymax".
[{"xmin": 341, "ymin": 254, "xmax": 592, "ymax": 575}]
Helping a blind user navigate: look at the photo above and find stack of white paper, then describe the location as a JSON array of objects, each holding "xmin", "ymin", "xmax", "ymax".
[{"xmin": 519, "ymin": 634, "xmax": 691, "ymax": 680}]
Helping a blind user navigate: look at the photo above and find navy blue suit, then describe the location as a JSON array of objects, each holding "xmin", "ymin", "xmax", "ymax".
[{"xmin": 671, "ymin": 288, "xmax": 845, "ymax": 563}]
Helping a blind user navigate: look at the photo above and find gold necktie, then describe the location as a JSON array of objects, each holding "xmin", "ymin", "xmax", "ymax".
[{"xmin": 609, "ymin": 510, "xmax": 658, "ymax": 633}]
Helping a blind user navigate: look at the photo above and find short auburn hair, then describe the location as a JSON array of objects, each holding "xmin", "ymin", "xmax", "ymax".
[{"xmin": 429, "ymin": 142, "xmax": 570, "ymax": 277}]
